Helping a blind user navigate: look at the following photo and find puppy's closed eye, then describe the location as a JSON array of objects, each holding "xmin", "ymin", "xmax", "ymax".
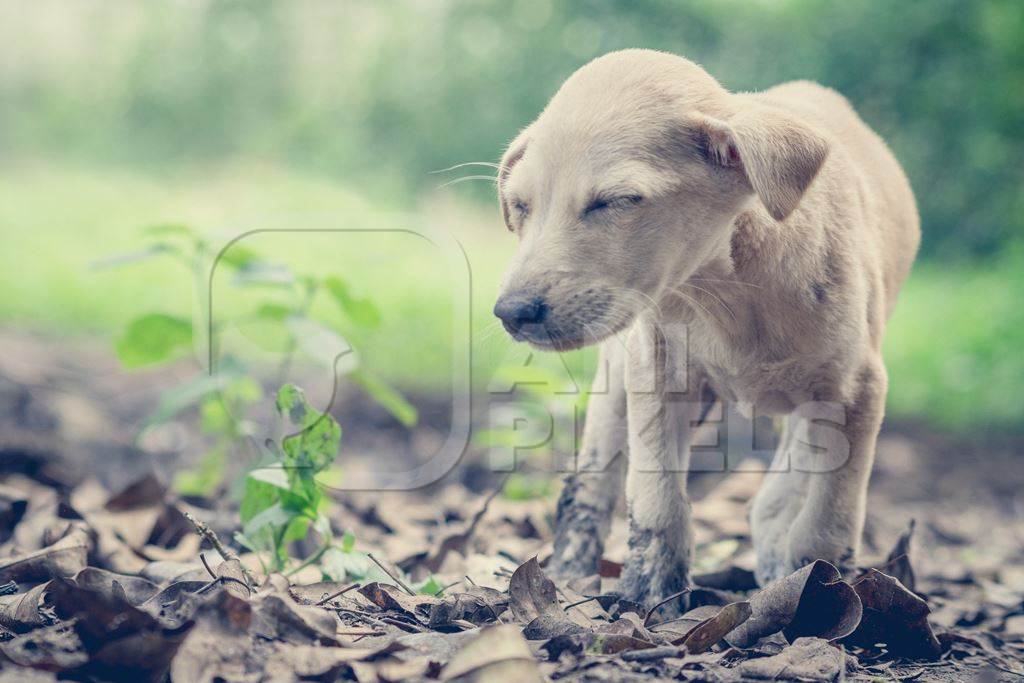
[{"xmin": 584, "ymin": 194, "xmax": 643, "ymax": 216}]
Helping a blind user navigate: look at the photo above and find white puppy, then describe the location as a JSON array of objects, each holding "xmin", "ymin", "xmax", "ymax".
[{"xmin": 493, "ymin": 50, "xmax": 919, "ymax": 604}]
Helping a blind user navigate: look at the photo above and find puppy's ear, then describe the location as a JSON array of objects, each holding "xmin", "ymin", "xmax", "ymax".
[
  {"xmin": 498, "ymin": 138, "xmax": 528, "ymax": 231},
  {"xmin": 697, "ymin": 108, "xmax": 829, "ymax": 221}
]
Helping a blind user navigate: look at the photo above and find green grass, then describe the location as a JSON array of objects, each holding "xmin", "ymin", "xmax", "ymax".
[
  {"xmin": 1, "ymin": 161, "xmax": 1020, "ymax": 431},
  {"xmin": 884, "ymin": 249, "xmax": 1024, "ymax": 430}
]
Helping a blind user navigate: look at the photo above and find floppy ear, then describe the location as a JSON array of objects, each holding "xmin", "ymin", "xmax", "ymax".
[
  {"xmin": 698, "ymin": 108, "xmax": 829, "ymax": 221},
  {"xmin": 498, "ymin": 138, "xmax": 528, "ymax": 231}
]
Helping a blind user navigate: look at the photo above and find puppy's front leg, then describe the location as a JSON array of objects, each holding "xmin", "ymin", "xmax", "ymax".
[
  {"xmin": 616, "ymin": 320, "xmax": 693, "ymax": 608},
  {"xmin": 549, "ymin": 342, "xmax": 627, "ymax": 580}
]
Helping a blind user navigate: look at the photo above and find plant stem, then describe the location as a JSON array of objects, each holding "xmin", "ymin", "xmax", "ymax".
[{"xmin": 284, "ymin": 543, "xmax": 330, "ymax": 578}]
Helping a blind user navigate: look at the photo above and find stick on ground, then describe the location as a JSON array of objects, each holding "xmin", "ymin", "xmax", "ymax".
[{"xmin": 182, "ymin": 508, "xmax": 257, "ymax": 589}]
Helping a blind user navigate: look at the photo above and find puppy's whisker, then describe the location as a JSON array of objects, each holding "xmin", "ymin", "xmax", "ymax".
[
  {"xmin": 609, "ymin": 286, "xmax": 663, "ymax": 319},
  {"xmin": 689, "ymin": 277, "xmax": 764, "ymax": 290},
  {"xmin": 438, "ymin": 175, "xmax": 499, "ymax": 189},
  {"xmin": 428, "ymin": 161, "xmax": 502, "ymax": 174},
  {"xmin": 475, "ymin": 320, "xmax": 508, "ymax": 347},
  {"xmin": 677, "ymin": 282, "xmax": 738, "ymax": 323},
  {"xmin": 665, "ymin": 286, "xmax": 722, "ymax": 326}
]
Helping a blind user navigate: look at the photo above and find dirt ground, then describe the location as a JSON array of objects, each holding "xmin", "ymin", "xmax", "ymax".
[{"xmin": 1, "ymin": 332, "xmax": 1022, "ymax": 681}]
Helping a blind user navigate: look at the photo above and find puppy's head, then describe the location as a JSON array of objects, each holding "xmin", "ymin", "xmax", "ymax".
[{"xmin": 493, "ymin": 49, "xmax": 828, "ymax": 351}]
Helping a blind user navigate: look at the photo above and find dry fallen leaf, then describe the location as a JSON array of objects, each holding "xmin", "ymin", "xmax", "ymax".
[
  {"xmin": 735, "ymin": 636, "xmax": 845, "ymax": 680},
  {"xmin": 0, "ymin": 582, "xmax": 54, "ymax": 633},
  {"xmin": 873, "ymin": 519, "xmax": 917, "ymax": 592},
  {"xmin": 440, "ymin": 624, "xmax": 541, "ymax": 682},
  {"xmin": 429, "ymin": 585, "xmax": 509, "ymax": 628},
  {"xmin": 0, "ymin": 524, "xmax": 91, "ymax": 583},
  {"xmin": 726, "ymin": 560, "xmax": 862, "ymax": 648},
  {"xmin": 508, "ymin": 557, "xmax": 586, "ymax": 640},
  {"xmin": 846, "ymin": 568, "xmax": 942, "ymax": 659},
  {"xmin": 676, "ymin": 600, "xmax": 752, "ymax": 653},
  {"xmin": 359, "ymin": 581, "xmax": 440, "ymax": 621}
]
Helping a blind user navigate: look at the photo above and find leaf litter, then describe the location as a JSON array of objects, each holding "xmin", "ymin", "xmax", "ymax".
[{"xmin": 2, "ymin": 360, "xmax": 1024, "ymax": 681}]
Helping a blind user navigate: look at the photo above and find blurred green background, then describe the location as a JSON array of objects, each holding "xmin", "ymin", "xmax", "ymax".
[{"xmin": 1, "ymin": 0, "xmax": 1021, "ymax": 431}]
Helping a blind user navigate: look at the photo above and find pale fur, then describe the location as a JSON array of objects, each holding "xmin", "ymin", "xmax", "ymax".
[{"xmin": 494, "ymin": 50, "xmax": 919, "ymax": 598}]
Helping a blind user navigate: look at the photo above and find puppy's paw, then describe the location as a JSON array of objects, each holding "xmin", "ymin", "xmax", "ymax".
[
  {"xmin": 755, "ymin": 550, "xmax": 792, "ymax": 587},
  {"xmin": 548, "ymin": 529, "xmax": 605, "ymax": 582},
  {"xmin": 755, "ymin": 536, "xmax": 857, "ymax": 586},
  {"xmin": 615, "ymin": 562, "xmax": 691, "ymax": 618},
  {"xmin": 615, "ymin": 529, "xmax": 691, "ymax": 616},
  {"xmin": 786, "ymin": 516, "xmax": 858, "ymax": 575},
  {"xmin": 545, "ymin": 554, "xmax": 599, "ymax": 583}
]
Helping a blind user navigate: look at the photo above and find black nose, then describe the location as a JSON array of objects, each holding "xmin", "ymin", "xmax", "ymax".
[{"xmin": 494, "ymin": 295, "xmax": 547, "ymax": 334}]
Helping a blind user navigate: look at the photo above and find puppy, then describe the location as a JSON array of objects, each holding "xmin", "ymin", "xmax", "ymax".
[{"xmin": 493, "ymin": 49, "xmax": 919, "ymax": 604}]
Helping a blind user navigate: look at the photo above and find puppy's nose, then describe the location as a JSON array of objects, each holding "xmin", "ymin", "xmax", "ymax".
[{"xmin": 494, "ymin": 295, "xmax": 547, "ymax": 334}]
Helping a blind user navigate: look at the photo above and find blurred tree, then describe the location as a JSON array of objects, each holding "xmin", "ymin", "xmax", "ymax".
[{"xmin": 1, "ymin": 0, "xmax": 1020, "ymax": 258}]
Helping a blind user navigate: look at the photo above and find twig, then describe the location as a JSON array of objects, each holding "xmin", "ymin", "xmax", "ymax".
[
  {"xmin": 464, "ymin": 575, "xmax": 477, "ymax": 586},
  {"xmin": 621, "ymin": 646, "xmax": 686, "ymax": 662},
  {"xmin": 315, "ymin": 582, "xmax": 361, "ymax": 606},
  {"xmin": 433, "ymin": 580, "xmax": 462, "ymax": 596},
  {"xmin": 367, "ymin": 552, "xmax": 416, "ymax": 596},
  {"xmin": 337, "ymin": 627, "xmax": 385, "ymax": 637},
  {"xmin": 334, "ymin": 607, "xmax": 392, "ymax": 632},
  {"xmin": 182, "ymin": 508, "xmax": 257, "ymax": 589},
  {"xmin": 991, "ymin": 664, "xmax": 1024, "ymax": 679},
  {"xmin": 643, "ymin": 588, "xmax": 692, "ymax": 627},
  {"xmin": 196, "ymin": 574, "xmax": 252, "ymax": 595},
  {"xmin": 200, "ymin": 552, "xmax": 218, "ymax": 580},
  {"xmin": 381, "ymin": 616, "xmax": 422, "ymax": 633},
  {"xmin": 563, "ymin": 595, "xmax": 600, "ymax": 611}
]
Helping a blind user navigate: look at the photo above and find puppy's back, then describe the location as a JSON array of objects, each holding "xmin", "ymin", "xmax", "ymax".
[{"xmin": 751, "ymin": 80, "xmax": 920, "ymax": 317}]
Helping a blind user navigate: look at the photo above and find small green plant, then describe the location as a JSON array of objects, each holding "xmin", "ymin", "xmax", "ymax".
[
  {"xmin": 98, "ymin": 223, "xmax": 417, "ymax": 497},
  {"xmin": 98, "ymin": 223, "xmax": 419, "ymax": 576},
  {"xmin": 235, "ymin": 384, "xmax": 341, "ymax": 574}
]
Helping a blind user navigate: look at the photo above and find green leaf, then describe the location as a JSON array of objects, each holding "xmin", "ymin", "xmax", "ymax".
[
  {"xmin": 243, "ymin": 502, "xmax": 295, "ymax": 539},
  {"xmin": 254, "ymin": 302, "xmax": 295, "ymax": 321},
  {"xmin": 90, "ymin": 243, "xmax": 180, "ymax": 270},
  {"xmin": 321, "ymin": 547, "xmax": 372, "ymax": 582},
  {"xmin": 350, "ymin": 369, "xmax": 418, "ymax": 427},
  {"xmin": 415, "ymin": 575, "xmax": 445, "ymax": 595},
  {"xmin": 173, "ymin": 447, "xmax": 226, "ymax": 497},
  {"xmin": 233, "ymin": 260, "xmax": 295, "ymax": 287},
  {"xmin": 116, "ymin": 313, "xmax": 192, "ymax": 369},
  {"xmin": 240, "ymin": 476, "xmax": 281, "ymax": 524},
  {"xmin": 276, "ymin": 384, "xmax": 342, "ymax": 475},
  {"xmin": 199, "ymin": 394, "xmax": 232, "ymax": 435},
  {"xmin": 142, "ymin": 222, "xmax": 195, "ymax": 238},
  {"xmin": 248, "ymin": 467, "xmax": 291, "ymax": 491},
  {"xmin": 282, "ymin": 515, "xmax": 311, "ymax": 543},
  {"xmin": 218, "ymin": 244, "xmax": 261, "ymax": 269},
  {"xmin": 341, "ymin": 530, "xmax": 356, "ymax": 553},
  {"xmin": 324, "ymin": 276, "xmax": 382, "ymax": 329},
  {"xmin": 502, "ymin": 472, "xmax": 553, "ymax": 501},
  {"xmin": 276, "ymin": 383, "xmax": 313, "ymax": 428},
  {"xmin": 140, "ymin": 363, "xmax": 243, "ymax": 432}
]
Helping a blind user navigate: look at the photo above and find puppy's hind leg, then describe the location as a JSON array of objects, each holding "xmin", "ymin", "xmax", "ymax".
[
  {"xmin": 752, "ymin": 358, "xmax": 887, "ymax": 584},
  {"xmin": 750, "ymin": 419, "xmax": 810, "ymax": 584},
  {"xmin": 549, "ymin": 342, "xmax": 627, "ymax": 580}
]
